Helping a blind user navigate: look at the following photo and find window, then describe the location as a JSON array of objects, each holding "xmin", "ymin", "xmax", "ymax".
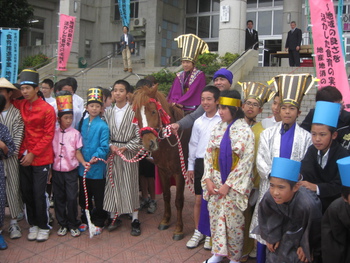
[
  {"xmin": 114, "ymin": 0, "xmax": 139, "ymax": 21},
  {"xmin": 29, "ymin": 17, "xmax": 45, "ymax": 46}
]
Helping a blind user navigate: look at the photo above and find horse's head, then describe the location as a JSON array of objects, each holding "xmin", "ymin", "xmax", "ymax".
[{"xmin": 132, "ymin": 85, "xmax": 171, "ymax": 152}]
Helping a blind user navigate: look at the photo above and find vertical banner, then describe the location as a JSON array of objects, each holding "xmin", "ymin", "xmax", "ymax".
[
  {"xmin": 0, "ymin": 29, "xmax": 19, "ymax": 83},
  {"xmin": 118, "ymin": 0, "xmax": 130, "ymax": 27},
  {"xmin": 57, "ymin": 14, "xmax": 76, "ymax": 71},
  {"xmin": 309, "ymin": 0, "xmax": 350, "ymax": 110}
]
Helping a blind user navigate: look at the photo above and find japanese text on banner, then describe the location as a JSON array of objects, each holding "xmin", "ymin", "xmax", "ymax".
[{"xmin": 57, "ymin": 14, "xmax": 76, "ymax": 71}]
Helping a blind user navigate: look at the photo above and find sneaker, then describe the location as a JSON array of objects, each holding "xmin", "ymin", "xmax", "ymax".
[
  {"xmin": 107, "ymin": 218, "xmax": 122, "ymax": 232},
  {"xmin": 249, "ymin": 247, "xmax": 257, "ymax": 258},
  {"xmin": 204, "ymin": 236, "xmax": 212, "ymax": 250},
  {"xmin": 70, "ymin": 229, "xmax": 81, "ymax": 237},
  {"xmin": 17, "ymin": 212, "xmax": 24, "ymax": 221},
  {"xmin": 36, "ymin": 229, "xmax": 50, "ymax": 242},
  {"xmin": 147, "ymin": 200, "xmax": 157, "ymax": 214},
  {"xmin": 9, "ymin": 223, "xmax": 22, "ymax": 239},
  {"xmin": 140, "ymin": 197, "xmax": 150, "ymax": 209},
  {"xmin": 27, "ymin": 226, "xmax": 39, "ymax": 241},
  {"xmin": 57, "ymin": 226, "xmax": 67, "ymax": 236},
  {"xmin": 186, "ymin": 229, "xmax": 205, "ymax": 249},
  {"xmin": 0, "ymin": 234, "xmax": 8, "ymax": 250},
  {"xmin": 131, "ymin": 219, "xmax": 141, "ymax": 236},
  {"xmin": 94, "ymin": 227, "xmax": 103, "ymax": 236},
  {"xmin": 79, "ymin": 223, "xmax": 87, "ymax": 232}
]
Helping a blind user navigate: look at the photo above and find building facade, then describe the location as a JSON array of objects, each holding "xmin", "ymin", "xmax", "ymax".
[{"xmin": 21, "ymin": 0, "xmax": 350, "ymax": 68}]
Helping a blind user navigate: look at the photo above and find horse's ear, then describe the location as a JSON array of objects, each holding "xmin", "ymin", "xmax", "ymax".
[{"xmin": 149, "ymin": 83, "xmax": 159, "ymax": 98}]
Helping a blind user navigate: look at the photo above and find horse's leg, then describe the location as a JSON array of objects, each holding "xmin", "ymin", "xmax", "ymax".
[
  {"xmin": 157, "ymin": 167, "xmax": 171, "ymax": 230},
  {"xmin": 172, "ymin": 172, "xmax": 185, "ymax": 240}
]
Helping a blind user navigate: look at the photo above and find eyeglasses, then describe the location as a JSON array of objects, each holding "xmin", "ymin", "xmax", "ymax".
[{"xmin": 245, "ymin": 101, "xmax": 260, "ymax": 108}]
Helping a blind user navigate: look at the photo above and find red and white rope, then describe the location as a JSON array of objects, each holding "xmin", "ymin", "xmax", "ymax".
[{"xmin": 164, "ymin": 125, "xmax": 194, "ymax": 194}]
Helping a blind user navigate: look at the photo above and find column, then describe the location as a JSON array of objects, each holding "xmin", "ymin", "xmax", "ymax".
[{"xmin": 218, "ymin": 0, "xmax": 247, "ymax": 56}]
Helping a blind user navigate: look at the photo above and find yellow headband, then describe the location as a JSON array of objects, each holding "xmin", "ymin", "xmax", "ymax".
[{"xmin": 219, "ymin": 97, "xmax": 241, "ymax": 107}]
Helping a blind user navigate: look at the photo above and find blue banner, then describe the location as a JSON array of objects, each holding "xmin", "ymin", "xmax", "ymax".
[
  {"xmin": 0, "ymin": 29, "xmax": 20, "ymax": 83},
  {"xmin": 118, "ymin": 0, "xmax": 130, "ymax": 27},
  {"xmin": 337, "ymin": 0, "xmax": 346, "ymax": 58}
]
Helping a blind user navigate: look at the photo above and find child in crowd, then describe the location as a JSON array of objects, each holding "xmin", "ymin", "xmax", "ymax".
[
  {"xmin": 257, "ymin": 157, "xmax": 322, "ymax": 263},
  {"xmin": 240, "ymin": 81, "xmax": 275, "ymax": 260},
  {"xmin": 101, "ymin": 87, "xmax": 113, "ymax": 113},
  {"xmin": 41, "ymin": 79, "xmax": 56, "ymax": 111},
  {"xmin": 0, "ymin": 78, "xmax": 24, "ymax": 240},
  {"xmin": 186, "ymin": 85, "xmax": 221, "ymax": 250},
  {"xmin": 260, "ymin": 92, "xmax": 281, "ymax": 129},
  {"xmin": 77, "ymin": 88, "xmax": 109, "ymax": 235},
  {"xmin": 52, "ymin": 91, "xmax": 83, "ymax": 237},
  {"xmin": 0, "ymin": 94, "xmax": 16, "ymax": 249},
  {"xmin": 54, "ymin": 78, "xmax": 83, "ymax": 129},
  {"xmin": 103, "ymin": 80, "xmax": 142, "ymax": 236},
  {"xmin": 14, "ymin": 69, "xmax": 56, "ymax": 242},
  {"xmin": 202, "ymin": 90, "xmax": 255, "ymax": 263},
  {"xmin": 300, "ymin": 101, "xmax": 349, "ymax": 213},
  {"xmin": 322, "ymin": 156, "xmax": 350, "ymax": 263},
  {"xmin": 250, "ymin": 74, "xmax": 314, "ymax": 262}
]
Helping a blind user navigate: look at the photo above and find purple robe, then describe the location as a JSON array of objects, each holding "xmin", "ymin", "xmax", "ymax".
[{"xmin": 167, "ymin": 68, "xmax": 206, "ymax": 108}]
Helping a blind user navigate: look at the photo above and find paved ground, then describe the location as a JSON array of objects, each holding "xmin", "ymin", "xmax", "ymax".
[{"xmin": 1, "ymin": 187, "xmax": 257, "ymax": 263}]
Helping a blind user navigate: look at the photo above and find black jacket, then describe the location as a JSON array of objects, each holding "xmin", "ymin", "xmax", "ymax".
[
  {"xmin": 245, "ymin": 28, "xmax": 259, "ymax": 50},
  {"xmin": 285, "ymin": 28, "xmax": 302, "ymax": 50},
  {"xmin": 301, "ymin": 141, "xmax": 349, "ymax": 213}
]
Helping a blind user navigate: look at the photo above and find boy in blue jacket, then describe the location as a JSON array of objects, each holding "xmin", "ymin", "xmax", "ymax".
[{"xmin": 77, "ymin": 88, "xmax": 110, "ymax": 235}]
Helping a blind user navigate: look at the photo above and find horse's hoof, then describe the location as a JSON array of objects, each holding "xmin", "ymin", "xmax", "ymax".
[
  {"xmin": 172, "ymin": 233, "xmax": 184, "ymax": 241},
  {"xmin": 158, "ymin": 224, "xmax": 170, "ymax": 230}
]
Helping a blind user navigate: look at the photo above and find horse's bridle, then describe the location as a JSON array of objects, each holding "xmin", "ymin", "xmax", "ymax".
[{"xmin": 138, "ymin": 98, "xmax": 171, "ymax": 140}]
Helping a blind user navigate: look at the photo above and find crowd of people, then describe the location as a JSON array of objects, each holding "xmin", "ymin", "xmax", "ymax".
[{"xmin": 0, "ymin": 33, "xmax": 349, "ymax": 263}]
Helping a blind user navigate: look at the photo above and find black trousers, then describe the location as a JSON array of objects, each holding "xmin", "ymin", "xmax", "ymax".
[
  {"xmin": 288, "ymin": 49, "xmax": 300, "ymax": 66},
  {"xmin": 19, "ymin": 164, "xmax": 50, "ymax": 229},
  {"xmin": 52, "ymin": 169, "xmax": 80, "ymax": 229},
  {"xmin": 79, "ymin": 177, "xmax": 107, "ymax": 228}
]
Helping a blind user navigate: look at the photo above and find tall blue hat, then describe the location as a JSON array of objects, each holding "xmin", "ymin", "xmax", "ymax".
[
  {"xmin": 271, "ymin": 157, "xmax": 301, "ymax": 182},
  {"xmin": 336, "ymin": 156, "xmax": 350, "ymax": 187},
  {"xmin": 312, "ymin": 101, "xmax": 340, "ymax": 128}
]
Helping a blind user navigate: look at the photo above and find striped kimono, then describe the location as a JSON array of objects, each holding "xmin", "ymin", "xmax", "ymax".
[
  {"xmin": 0, "ymin": 104, "xmax": 24, "ymax": 218},
  {"xmin": 103, "ymin": 104, "xmax": 141, "ymax": 214}
]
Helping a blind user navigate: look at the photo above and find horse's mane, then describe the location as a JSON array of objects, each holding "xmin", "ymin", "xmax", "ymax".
[{"xmin": 132, "ymin": 85, "xmax": 171, "ymax": 115}]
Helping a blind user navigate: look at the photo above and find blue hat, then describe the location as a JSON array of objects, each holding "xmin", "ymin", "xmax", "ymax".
[
  {"xmin": 213, "ymin": 68, "xmax": 233, "ymax": 84},
  {"xmin": 336, "ymin": 156, "xmax": 350, "ymax": 187},
  {"xmin": 271, "ymin": 157, "xmax": 301, "ymax": 182},
  {"xmin": 312, "ymin": 101, "xmax": 340, "ymax": 128}
]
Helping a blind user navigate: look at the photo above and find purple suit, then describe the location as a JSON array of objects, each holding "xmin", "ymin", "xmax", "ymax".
[{"xmin": 167, "ymin": 68, "xmax": 206, "ymax": 110}]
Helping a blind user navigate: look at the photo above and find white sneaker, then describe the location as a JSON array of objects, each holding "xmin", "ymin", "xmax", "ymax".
[
  {"xmin": 27, "ymin": 226, "xmax": 39, "ymax": 241},
  {"xmin": 36, "ymin": 228, "xmax": 50, "ymax": 242},
  {"xmin": 9, "ymin": 223, "xmax": 22, "ymax": 239},
  {"xmin": 186, "ymin": 229, "xmax": 205, "ymax": 249},
  {"xmin": 57, "ymin": 227, "xmax": 67, "ymax": 236},
  {"xmin": 70, "ymin": 228, "xmax": 81, "ymax": 237},
  {"xmin": 204, "ymin": 236, "xmax": 212, "ymax": 250}
]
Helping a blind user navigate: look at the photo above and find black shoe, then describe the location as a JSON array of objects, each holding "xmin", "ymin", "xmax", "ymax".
[
  {"xmin": 107, "ymin": 218, "xmax": 122, "ymax": 232},
  {"xmin": 131, "ymin": 219, "xmax": 141, "ymax": 236}
]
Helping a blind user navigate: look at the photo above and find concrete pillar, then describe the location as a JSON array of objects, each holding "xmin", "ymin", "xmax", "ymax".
[
  {"xmin": 281, "ymin": 0, "xmax": 302, "ymax": 66},
  {"xmin": 218, "ymin": 0, "xmax": 247, "ymax": 56},
  {"xmin": 59, "ymin": 0, "xmax": 80, "ymax": 68}
]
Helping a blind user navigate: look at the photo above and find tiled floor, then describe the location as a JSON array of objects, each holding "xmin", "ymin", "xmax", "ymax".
[{"xmin": 1, "ymin": 187, "xmax": 257, "ymax": 263}]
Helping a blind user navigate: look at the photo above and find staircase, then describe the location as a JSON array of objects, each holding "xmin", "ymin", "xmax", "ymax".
[{"xmin": 237, "ymin": 66, "xmax": 319, "ymax": 123}]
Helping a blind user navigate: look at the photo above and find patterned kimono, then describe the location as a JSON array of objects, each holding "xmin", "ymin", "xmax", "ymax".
[
  {"xmin": 0, "ymin": 123, "xmax": 16, "ymax": 228},
  {"xmin": 0, "ymin": 104, "xmax": 24, "ymax": 218},
  {"xmin": 103, "ymin": 105, "xmax": 141, "ymax": 214},
  {"xmin": 249, "ymin": 122, "xmax": 312, "ymax": 244},
  {"xmin": 201, "ymin": 119, "xmax": 254, "ymax": 261}
]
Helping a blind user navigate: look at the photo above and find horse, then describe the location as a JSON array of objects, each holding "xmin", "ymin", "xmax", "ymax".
[{"xmin": 132, "ymin": 85, "xmax": 191, "ymax": 240}]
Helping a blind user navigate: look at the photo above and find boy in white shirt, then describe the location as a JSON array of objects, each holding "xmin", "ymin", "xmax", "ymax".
[{"xmin": 186, "ymin": 85, "xmax": 221, "ymax": 250}]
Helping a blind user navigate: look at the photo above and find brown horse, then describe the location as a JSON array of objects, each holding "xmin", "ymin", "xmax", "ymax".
[{"xmin": 132, "ymin": 85, "xmax": 191, "ymax": 240}]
